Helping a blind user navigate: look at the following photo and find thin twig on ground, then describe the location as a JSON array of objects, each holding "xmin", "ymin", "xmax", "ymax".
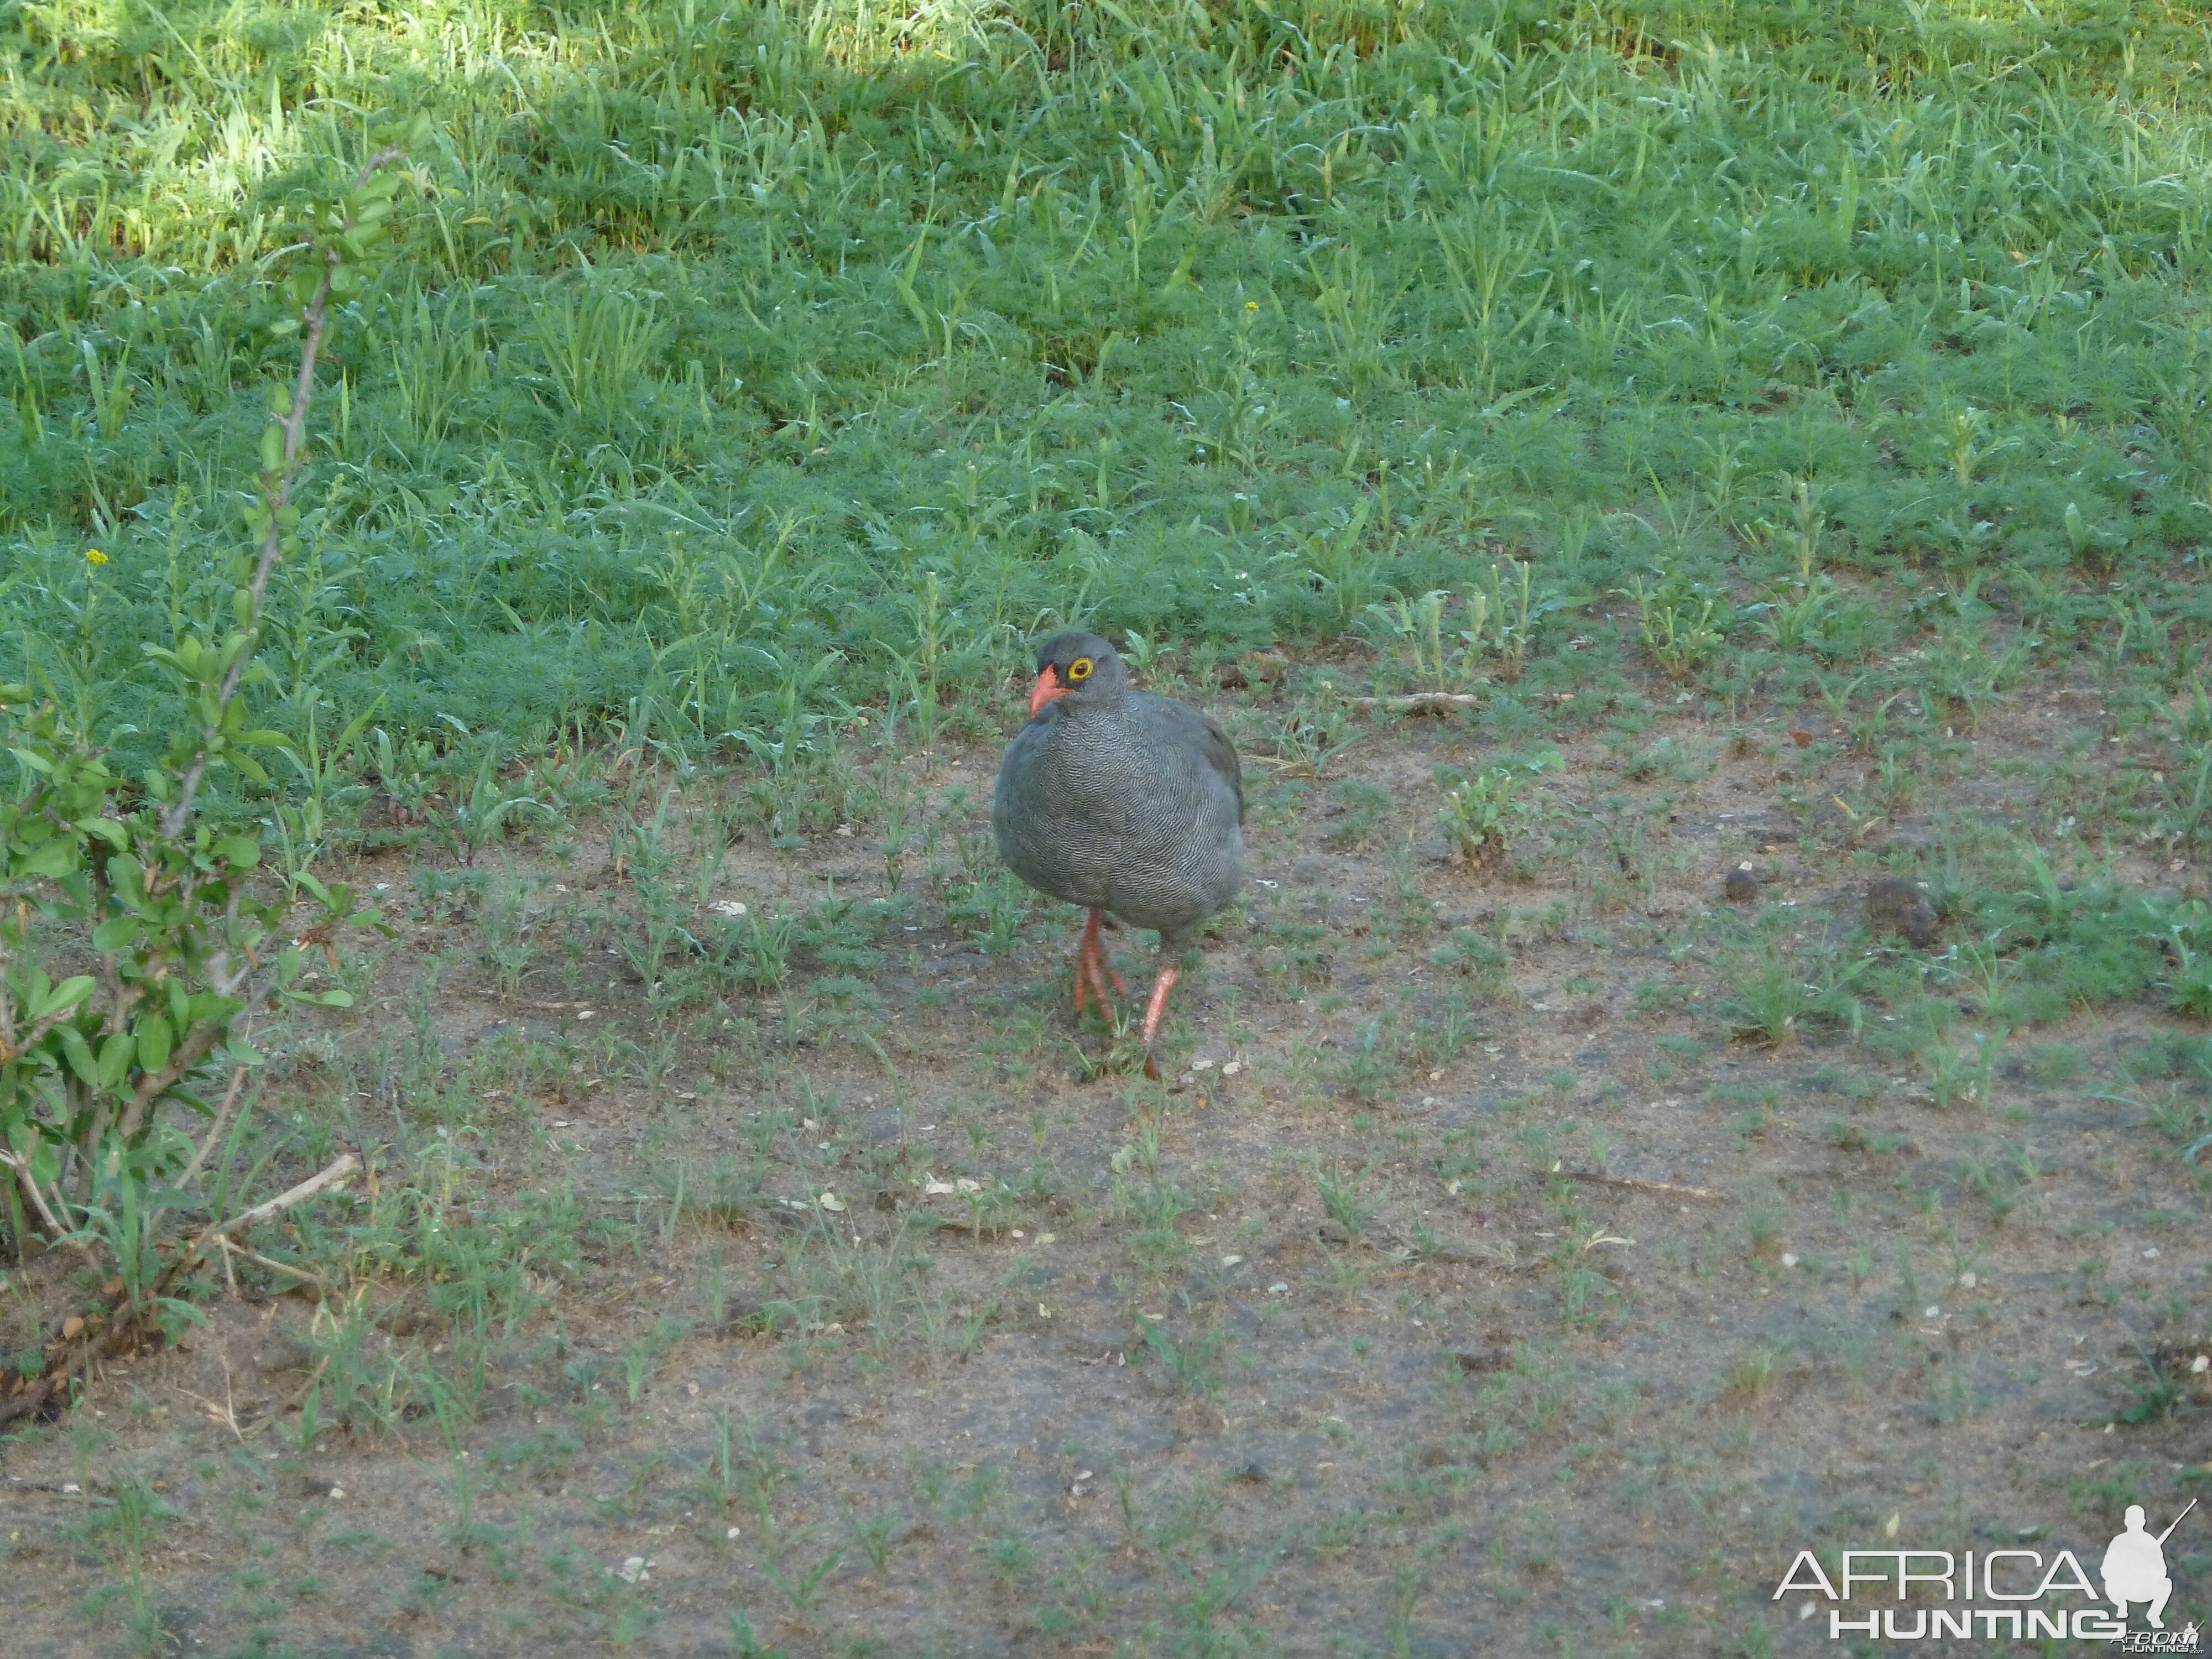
[
  {"xmin": 1542, "ymin": 1168, "xmax": 1725, "ymax": 1201},
  {"xmin": 0, "ymin": 1152, "xmax": 98, "ymax": 1267},
  {"xmin": 223, "ymin": 1235, "xmax": 328, "ymax": 1293},
  {"xmin": 194, "ymin": 1154, "xmax": 359, "ymax": 1250},
  {"xmin": 1347, "ymin": 691, "xmax": 1486, "ymax": 714}
]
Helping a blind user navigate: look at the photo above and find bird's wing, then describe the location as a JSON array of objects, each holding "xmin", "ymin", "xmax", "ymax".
[{"xmin": 1150, "ymin": 696, "xmax": 1244, "ymax": 823}]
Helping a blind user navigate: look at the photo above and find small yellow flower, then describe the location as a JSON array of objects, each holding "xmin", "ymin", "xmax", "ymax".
[
  {"xmin": 84, "ymin": 549, "xmax": 107, "ymax": 565},
  {"xmin": 1245, "ymin": 301, "xmax": 1259, "ymax": 311}
]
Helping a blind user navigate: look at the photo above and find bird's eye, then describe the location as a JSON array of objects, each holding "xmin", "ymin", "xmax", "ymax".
[{"xmin": 1067, "ymin": 657, "xmax": 1093, "ymax": 681}]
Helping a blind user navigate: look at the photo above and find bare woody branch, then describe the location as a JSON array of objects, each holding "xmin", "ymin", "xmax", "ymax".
[
  {"xmin": 1347, "ymin": 691, "xmax": 1486, "ymax": 715},
  {"xmin": 192, "ymin": 1153, "xmax": 358, "ymax": 1251},
  {"xmin": 0, "ymin": 1152, "xmax": 96, "ymax": 1265}
]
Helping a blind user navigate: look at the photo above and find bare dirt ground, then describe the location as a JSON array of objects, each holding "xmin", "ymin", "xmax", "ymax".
[{"xmin": 2, "ymin": 658, "xmax": 2208, "ymax": 1658}]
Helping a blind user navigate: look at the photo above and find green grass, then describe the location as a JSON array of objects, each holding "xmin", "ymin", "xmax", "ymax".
[{"xmin": 7, "ymin": 0, "xmax": 2212, "ymax": 792}]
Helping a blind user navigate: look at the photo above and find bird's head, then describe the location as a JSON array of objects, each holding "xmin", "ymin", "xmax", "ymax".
[{"xmin": 1026, "ymin": 632, "xmax": 1126, "ymax": 718}]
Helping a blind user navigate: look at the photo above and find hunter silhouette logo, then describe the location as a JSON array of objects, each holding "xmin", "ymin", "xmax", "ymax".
[
  {"xmin": 1774, "ymin": 1499, "xmax": 2200, "ymax": 1646},
  {"xmin": 2104, "ymin": 1502, "xmax": 2193, "ymax": 1635}
]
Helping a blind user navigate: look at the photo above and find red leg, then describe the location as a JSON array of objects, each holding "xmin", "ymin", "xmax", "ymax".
[
  {"xmin": 1072, "ymin": 912, "xmax": 1092, "ymax": 1015},
  {"xmin": 1073, "ymin": 909, "xmax": 1127, "ymax": 1020},
  {"xmin": 1072, "ymin": 908, "xmax": 1098, "ymax": 1014},
  {"xmin": 1138, "ymin": 963, "xmax": 1182, "ymax": 1079},
  {"xmin": 1091, "ymin": 912, "xmax": 1129, "ymax": 995}
]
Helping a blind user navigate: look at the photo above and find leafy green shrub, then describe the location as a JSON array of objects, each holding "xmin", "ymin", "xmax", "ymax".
[
  {"xmin": 1438, "ymin": 769, "xmax": 1526, "ymax": 868},
  {"xmin": 0, "ymin": 133, "xmax": 419, "ymax": 1346},
  {"xmin": 1631, "ymin": 575, "xmax": 1729, "ymax": 682}
]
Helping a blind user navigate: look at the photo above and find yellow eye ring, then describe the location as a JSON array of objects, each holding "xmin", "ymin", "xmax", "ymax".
[{"xmin": 1067, "ymin": 657, "xmax": 1093, "ymax": 681}]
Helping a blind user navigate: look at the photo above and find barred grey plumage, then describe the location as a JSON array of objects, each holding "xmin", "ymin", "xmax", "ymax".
[{"xmin": 992, "ymin": 632, "xmax": 1244, "ymax": 1074}]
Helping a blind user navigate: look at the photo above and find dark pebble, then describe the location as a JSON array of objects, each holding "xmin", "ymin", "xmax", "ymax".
[
  {"xmin": 1866, "ymin": 878, "xmax": 1939, "ymax": 948},
  {"xmin": 256, "ymin": 1332, "xmax": 315, "ymax": 1376}
]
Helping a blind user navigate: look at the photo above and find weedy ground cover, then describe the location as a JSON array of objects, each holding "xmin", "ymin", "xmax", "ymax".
[{"xmin": 2, "ymin": 0, "xmax": 2210, "ymax": 1654}]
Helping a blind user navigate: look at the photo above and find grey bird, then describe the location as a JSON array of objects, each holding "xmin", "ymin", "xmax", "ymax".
[{"xmin": 993, "ymin": 632, "xmax": 1245, "ymax": 1078}]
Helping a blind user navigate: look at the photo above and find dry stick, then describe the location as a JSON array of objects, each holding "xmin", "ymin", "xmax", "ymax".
[
  {"xmin": 214, "ymin": 1231, "xmax": 326, "ymax": 1294},
  {"xmin": 176, "ymin": 1064, "xmax": 249, "ymax": 1191},
  {"xmin": 0, "ymin": 1153, "xmax": 98, "ymax": 1267},
  {"xmin": 1347, "ymin": 691, "xmax": 1486, "ymax": 715},
  {"xmin": 177, "ymin": 1350, "xmax": 255, "ymax": 1444},
  {"xmin": 234, "ymin": 1243, "xmax": 326, "ymax": 1292},
  {"xmin": 1543, "ymin": 1168, "xmax": 1724, "ymax": 1202},
  {"xmin": 0, "ymin": 1152, "xmax": 64, "ymax": 1235},
  {"xmin": 193, "ymin": 1154, "xmax": 357, "ymax": 1251}
]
